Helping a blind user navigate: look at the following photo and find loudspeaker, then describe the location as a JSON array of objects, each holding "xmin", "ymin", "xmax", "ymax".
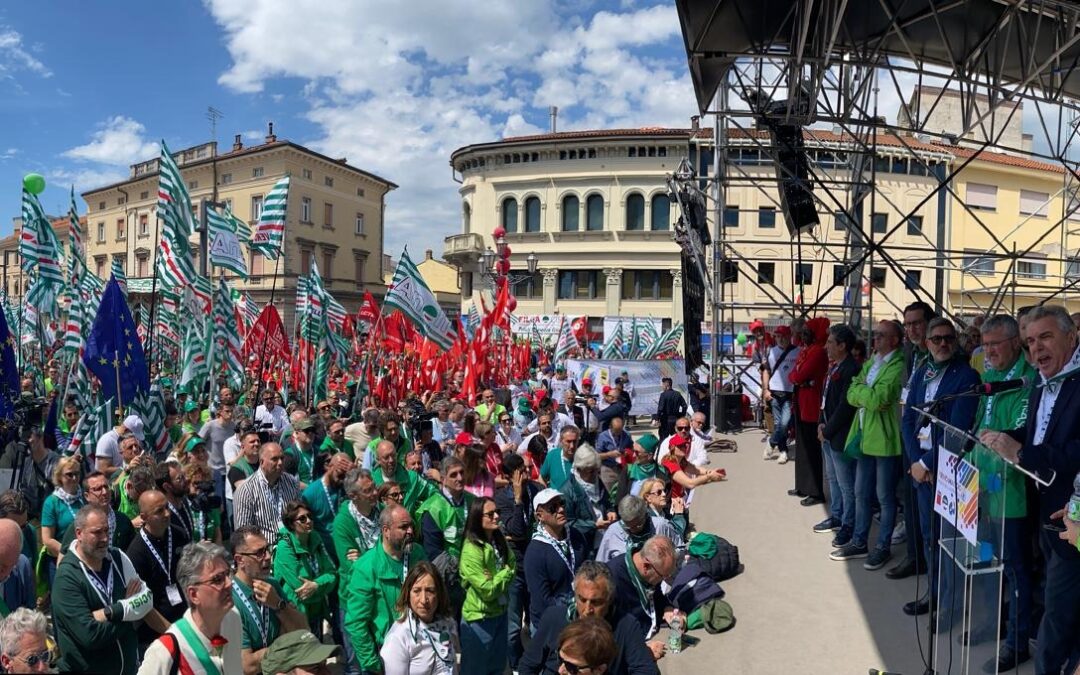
[
  {"xmin": 769, "ymin": 124, "xmax": 819, "ymax": 235},
  {"xmin": 718, "ymin": 392, "xmax": 743, "ymax": 432}
]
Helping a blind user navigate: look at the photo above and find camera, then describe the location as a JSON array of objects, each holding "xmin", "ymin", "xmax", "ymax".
[{"xmin": 190, "ymin": 480, "xmax": 222, "ymax": 511}]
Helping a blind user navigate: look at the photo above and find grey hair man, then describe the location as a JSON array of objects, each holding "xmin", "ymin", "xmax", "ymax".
[
  {"xmin": 0, "ymin": 608, "xmax": 51, "ymax": 673},
  {"xmin": 595, "ymin": 494, "xmax": 681, "ymax": 563}
]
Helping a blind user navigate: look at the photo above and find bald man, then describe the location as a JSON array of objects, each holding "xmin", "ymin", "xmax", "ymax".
[
  {"xmin": 125, "ymin": 490, "xmax": 189, "ymax": 649},
  {"xmin": 0, "ymin": 519, "xmax": 22, "ymax": 585}
]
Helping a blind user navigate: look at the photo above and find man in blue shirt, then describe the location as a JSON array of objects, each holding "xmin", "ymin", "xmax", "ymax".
[{"xmin": 595, "ymin": 416, "xmax": 633, "ymax": 498}]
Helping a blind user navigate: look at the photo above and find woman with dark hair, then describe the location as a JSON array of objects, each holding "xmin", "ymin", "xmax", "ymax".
[
  {"xmin": 523, "ymin": 434, "xmax": 548, "ymax": 483},
  {"xmin": 272, "ymin": 499, "xmax": 337, "ymax": 636},
  {"xmin": 475, "ymin": 422, "xmax": 508, "ymax": 490},
  {"xmin": 461, "ymin": 441, "xmax": 494, "ymax": 499},
  {"xmin": 556, "ymin": 617, "xmax": 616, "ymax": 675},
  {"xmin": 379, "ymin": 480, "xmax": 404, "ymax": 508},
  {"xmin": 459, "ymin": 497, "xmax": 516, "ymax": 675},
  {"xmin": 380, "ymin": 560, "xmax": 460, "ymax": 675}
]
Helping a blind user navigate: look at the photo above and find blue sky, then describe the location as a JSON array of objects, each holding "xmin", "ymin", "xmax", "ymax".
[{"xmin": 0, "ymin": 0, "xmax": 698, "ymax": 255}]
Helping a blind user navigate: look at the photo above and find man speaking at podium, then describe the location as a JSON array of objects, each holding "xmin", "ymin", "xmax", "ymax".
[{"xmin": 981, "ymin": 305, "xmax": 1080, "ymax": 675}]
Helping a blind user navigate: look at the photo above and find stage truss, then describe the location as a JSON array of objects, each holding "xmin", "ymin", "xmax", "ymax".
[{"xmin": 672, "ymin": 0, "xmax": 1080, "ymax": 421}]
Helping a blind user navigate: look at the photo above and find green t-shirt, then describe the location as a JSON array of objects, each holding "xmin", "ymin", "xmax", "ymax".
[
  {"xmin": 41, "ymin": 493, "xmax": 86, "ymax": 539},
  {"xmin": 232, "ymin": 576, "xmax": 285, "ymax": 650}
]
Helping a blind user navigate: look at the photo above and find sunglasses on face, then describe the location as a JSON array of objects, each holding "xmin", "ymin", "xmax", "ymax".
[
  {"xmin": 647, "ymin": 488, "xmax": 667, "ymax": 496},
  {"xmin": 927, "ymin": 334, "xmax": 956, "ymax": 345},
  {"xmin": 16, "ymin": 649, "xmax": 51, "ymax": 668},
  {"xmin": 676, "ymin": 426, "xmax": 689, "ymax": 431},
  {"xmin": 559, "ymin": 656, "xmax": 600, "ymax": 675},
  {"xmin": 386, "ymin": 492, "xmax": 404, "ymax": 500}
]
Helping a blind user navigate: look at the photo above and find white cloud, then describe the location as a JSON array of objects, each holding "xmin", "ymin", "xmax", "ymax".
[
  {"xmin": 205, "ymin": 0, "xmax": 693, "ymax": 253},
  {"xmin": 0, "ymin": 27, "xmax": 51, "ymax": 79},
  {"xmin": 63, "ymin": 116, "xmax": 159, "ymax": 166},
  {"xmin": 0, "ymin": 147, "xmax": 17, "ymax": 161},
  {"xmin": 47, "ymin": 166, "xmax": 129, "ymax": 193}
]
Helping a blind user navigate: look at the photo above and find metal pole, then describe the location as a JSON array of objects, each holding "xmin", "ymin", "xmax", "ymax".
[
  {"xmin": 710, "ymin": 82, "xmax": 727, "ymax": 431},
  {"xmin": 200, "ymin": 198, "xmax": 210, "ymax": 278}
]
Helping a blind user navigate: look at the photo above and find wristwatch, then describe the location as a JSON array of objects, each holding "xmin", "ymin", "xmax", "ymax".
[{"xmin": 274, "ymin": 597, "xmax": 288, "ymax": 611}]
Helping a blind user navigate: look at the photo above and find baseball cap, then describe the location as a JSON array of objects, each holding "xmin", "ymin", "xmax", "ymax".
[
  {"xmin": 455, "ymin": 431, "xmax": 478, "ymax": 446},
  {"xmin": 669, "ymin": 434, "xmax": 689, "ymax": 448},
  {"xmin": 183, "ymin": 400, "xmax": 200, "ymax": 413},
  {"xmin": 749, "ymin": 319, "xmax": 765, "ymax": 332},
  {"xmin": 122, "ymin": 415, "xmax": 145, "ymax": 441},
  {"xmin": 602, "ymin": 385, "xmax": 612, "ymax": 395},
  {"xmin": 555, "ymin": 364, "xmax": 566, "ymax": 372},
  {"xmin": 582, "ymin": 378, "xmax": 592, "ymax": 387},
  {"xmin": 775, "ymin": 325, "xmax": 792, "ymax": 336},
  {"xmin": 260, "ymin": 630, "xmax": 339, "ymax": 675},
  {"xmin": 182, "ymin": 436, "xmax": 206, "ymax": 455},
  {"xmin": 532, "ymin": 487, "xmax": 563, "ymax": 511},
  {"xmin": 636, "ymin": 433, "xmax": 659, "ymax": 455},
  {"xmin": 292, "ymin": 417, "xmax": 316, "ymax": 432}
]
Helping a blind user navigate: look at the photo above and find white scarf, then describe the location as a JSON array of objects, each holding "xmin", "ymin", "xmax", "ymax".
[
  {"xmin": 54, "ymin": 485, "xmax": 83, "ymax": 504},
  {"xmin": 572, "ymin": 468, "xmax": 602, "ymax": 519}
]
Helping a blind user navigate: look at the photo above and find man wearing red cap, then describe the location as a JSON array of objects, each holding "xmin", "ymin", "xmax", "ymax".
[
  {"xmin": 763, "ymin": 324, "xmax": 801, "ymax": 462},
  {"xmin": 748, "ymin": 319, "xmax": 775, "ymax": 437}
]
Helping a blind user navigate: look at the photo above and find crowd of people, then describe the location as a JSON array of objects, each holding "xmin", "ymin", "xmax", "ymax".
[
  {"xmin": 0, "ymin": 363, "xmax": 731, "ymax": 674},
  {"xmin": 749, "ymin": 302, "xmax": 1080, "ymax": 674}
]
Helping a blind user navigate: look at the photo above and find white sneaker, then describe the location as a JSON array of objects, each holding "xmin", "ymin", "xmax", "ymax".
[
  {"xmin": 763, "ymin": 447, "xmax": 778, "ymax": 460},
  {"xmin": 777, "ymin": 451, "xmax": 790, "ymax": 464},
  {"xmin": 891, "ymin": 521, "xmax": 907, "ymax": 546}
]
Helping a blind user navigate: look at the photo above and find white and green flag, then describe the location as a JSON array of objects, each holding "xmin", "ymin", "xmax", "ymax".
[
  {"xmin": 251, "ymin": 176, "xmax": 288, "ymax": 260},
  {"xmin": 155, "ymin": 140, "xmax": 197, "ymax": 288},
  {"xmin": 384, "ymin": 249, "xmax": 455, "ymax": 350}
]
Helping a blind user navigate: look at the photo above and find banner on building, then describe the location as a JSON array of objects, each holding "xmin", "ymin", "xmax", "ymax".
[
  {"xmin": 565, "ymin": 358, "xmax": 687, "ymax": 416},
  {"xmin": 511, "ymin": 314, "xmax": 583, "ymax": 339}
]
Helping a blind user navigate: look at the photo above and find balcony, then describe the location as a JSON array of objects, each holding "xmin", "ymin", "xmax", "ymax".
[{"xmin": 443, "ymin": 233, "xmax": 484, "ymax": 268}]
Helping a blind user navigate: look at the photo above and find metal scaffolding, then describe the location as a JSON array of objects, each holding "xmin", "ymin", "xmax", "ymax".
[{"xmin": 673, "ymin": 0, "xmax": 1080, "ymax": 427}]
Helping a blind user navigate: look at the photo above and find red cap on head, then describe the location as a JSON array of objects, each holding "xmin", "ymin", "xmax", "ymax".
[
  {"xmin": 455, "ymin": 432, "xmax": 476, "ymax": 445},
  {"xmin": 602, "ymin": 385, "xmax": 612, "ymax": 395},
  {"xmin": 582, "ymin": 378, "xmax": 592, "ymax": 386},
  {"xmin": 669, "ymin": 434, "xmax": 689, "ymax": 447},
  {"xmin": 749, "ymin": 319, "xmax": 765, "ymax": 332},
  {"xmin": 774, "ymin": 325, "xmax": 792, "ymax": 336}
]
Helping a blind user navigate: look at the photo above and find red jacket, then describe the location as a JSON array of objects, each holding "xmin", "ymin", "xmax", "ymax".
[{"xmin": 789, "ymin": 317, "xmax": 830, "ymax": 423}]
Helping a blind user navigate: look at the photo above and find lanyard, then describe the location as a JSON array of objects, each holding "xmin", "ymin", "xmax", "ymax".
[
  {"xmin": 140, "ymin": 527, "xmax": 174, "ymax": 583},
  {"xmin": 401, "ymin": 547, "xmax": 411, "ymax": 584},
  {"xmin": 625, "ymin": 552, "xmax": 656, "ymax": 635},
  {"xmin": 262, "ymin": 474, "xmax": 284, "ymax": 525},
  {"xmin": 234, "ymin": 582, "xmax": 270, "ymax": 647},
  {"xmin": 174, "ymin": 618, "xmax": 222, "ymax": 675},
  {"xmin": 408, "ymin": 612, "xmax": 454, "ymax": 668},
  {"xmin": 193, "ymin": 511, "xmax": 207, "ymax": 541},
  {"xmin": 984, "ymin": 359, "xmax": 1023, "ymax": 424},
  {"xmin": 533, "ymin": 527, "xmax": 575, "ymax": 577},
  {"xmin": 107, "ymin": 509, "xmax": 116, "ymax": 544},
  {"xmin": 298, "ymin": 447, "xmax": 314, "ymax": 479},
  {"xmin": 320, "ymin": 479, "xmax": 338, "ymax": 514},
  {"xmin": 79, "ymin": 554, "xmax": 116, "ymax": 608},
  {"xmin": 168, "ymin": 500, "xmax": 194, "ymax": 539}
]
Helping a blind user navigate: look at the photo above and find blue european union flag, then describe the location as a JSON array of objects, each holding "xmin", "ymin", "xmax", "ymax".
[
  {"xmin": 0, "ymin": 303, "xmax": 19, "ymax": 422},
  {"xmin": 83, "ymin": 276, "xmax": 149, "ymax": 405}
]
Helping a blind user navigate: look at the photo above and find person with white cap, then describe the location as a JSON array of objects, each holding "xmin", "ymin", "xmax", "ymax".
[
  {"xmin": 96, "ymin": 414, "xmax": 145, "ymax": 479},
  {"xmin": 522, "ymin": 487, "xmax": 587, "ymax": 633}
]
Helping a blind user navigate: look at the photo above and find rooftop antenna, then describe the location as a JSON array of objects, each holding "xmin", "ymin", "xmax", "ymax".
[{"xmin": 206, "ymin": 106, "xmax": 225, "ymax": 202}]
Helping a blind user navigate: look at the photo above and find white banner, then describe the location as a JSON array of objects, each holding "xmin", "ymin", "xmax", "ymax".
[
  {"xmin": 565, "ymin": 359, "xmax": 688, "ymax": 416},
  {"xmin": 512, "ymin": 314, "xmax": 582, "ymax": 337},
  {"xmin": 933, "ymin": 447, "xmax": 979, "ymax": 546}
]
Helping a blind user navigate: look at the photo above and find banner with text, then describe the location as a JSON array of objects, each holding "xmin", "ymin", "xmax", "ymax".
[{"xmin": 565, "ymin": 358, "xmax": 687, "ymax": 416}]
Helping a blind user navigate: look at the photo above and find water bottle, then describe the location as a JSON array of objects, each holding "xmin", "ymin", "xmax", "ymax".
[
  {"xmin": 667, "ymin": 610, "xmax": 685, "ymax": 654},
  {"xmin": 1067, "ymin": 471, "xmax": 1080, "ymax": 523}
]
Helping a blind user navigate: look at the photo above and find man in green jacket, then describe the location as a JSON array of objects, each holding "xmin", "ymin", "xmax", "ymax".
[
  {"xmin": 371, "ymin": 440, "xmax": 434, "ymax": 517},
  {"xmin": 332, "ymin": 467, "xmax": 381, "ymax": 673},
  {"xmin": 969, "ymin": 314, "xmax": 1036, "ymax": 670},
  {"xmin": 301, "ymin": 452, "xmax": 352, "ymax": 559},
  {"xmin": 416, "ymin": 456, "xmax": 473, "ymax": 561},
  {"xmin": 831, "ymin": 320, "xmax": 905, "ymax": 563},
  {"xmin": 344, "ymin": 503, "xmax": 427, "ymax": 673},
  {"xmin": 53, "ymin": 505, "xmax": 153, "ymax": 675}
]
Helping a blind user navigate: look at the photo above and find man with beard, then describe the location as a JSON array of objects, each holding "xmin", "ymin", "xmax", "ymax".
[
  {"xmin": 61, "ymin": 471, "xmax": 136, "ymax": 553},
  {"xmin": 228, "ymin": 526, "xmax": 307, "ymax": 675},
  {"xmin": 53, "ymin": 505, "xmax": 152, "ymax": 675},
  {"xmin": 523, "ymin": 488, "xmax": 588, "ymax": 631},
  {"xmin": 156, "ymin": 462, "xmax": 196, "ymax": 543},
  {"xmin": 344, "ymin": 504, "xmax": 427, "ymax": 674}
]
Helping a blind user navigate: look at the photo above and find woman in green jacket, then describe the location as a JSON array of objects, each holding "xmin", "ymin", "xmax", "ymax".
[
  {"xmin": 272, "ymin": 499, "xmax": 338, "ymax": 637},
  {"xmin": 459, "ymin": 497, "xmax": 516, "ymax": 675}
]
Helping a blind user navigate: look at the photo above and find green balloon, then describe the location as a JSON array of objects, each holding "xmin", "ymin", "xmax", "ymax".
[
  {"xmin": 735, "ymin": 332, "xmax": 748, "ymax": 346},
  {"xmin": 23, "ymin": 173, "xmax": 45, "ymax": 195}
]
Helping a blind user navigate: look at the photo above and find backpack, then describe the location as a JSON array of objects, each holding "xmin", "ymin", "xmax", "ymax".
[{"xmin": 689, "ymin": 533, "xmax": 742, "ymax": 582}]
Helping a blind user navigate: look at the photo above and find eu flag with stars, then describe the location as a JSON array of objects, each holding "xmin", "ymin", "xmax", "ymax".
[
  {"xmin": 84, "ymin": 276, "xmax": 149, "ymax": 405},
  {"xmin": 0, "ymin": 301, "xmax": 19, "ymax": 422}
]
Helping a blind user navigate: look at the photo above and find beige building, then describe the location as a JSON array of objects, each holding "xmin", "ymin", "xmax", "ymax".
[
  {"xmin": 78, "ymin": 129, "xmax": 395, "ymax": 328},
  {"xmin": 382, "ymin": 249, "xmax": 462, "ymax": 319},
  {"xmin": 445, "ymin": 117, "xmax": 1080, "ymax": 341},
  {"xmin": 0, "ymin": 216, "xmax": 73, "ymax": 299}
]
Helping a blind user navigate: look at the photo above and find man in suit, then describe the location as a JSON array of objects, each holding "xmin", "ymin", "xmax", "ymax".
[
  {"xmin": 904, "ymin": 318, "xmax": 979, "ymax": 611},
  {"xmin": 814, "ymin": 324, "xmax": 861, "ymax": 549},
  {"xmin": 982, "ymin": 305, "xmax": 1080, "ymax": 674},
  {"xmin": 655, "ymin": 378, "xmax": 687, "ymax": 441}
]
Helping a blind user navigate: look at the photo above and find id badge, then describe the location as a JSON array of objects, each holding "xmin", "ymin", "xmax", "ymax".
[{"xmin": 166, "ymin": 584, "xmax": 184, "ymax": 606}]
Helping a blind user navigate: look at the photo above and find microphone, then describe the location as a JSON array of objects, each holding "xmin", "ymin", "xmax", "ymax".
[{"xmin": 971, "ymin": 376, "xmax": 1033, "ymax": 395}]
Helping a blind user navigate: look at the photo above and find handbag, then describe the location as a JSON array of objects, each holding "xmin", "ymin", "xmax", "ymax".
[{"xmin": 842, "ymin": 427, "xmax": 863, "ymax": 462}]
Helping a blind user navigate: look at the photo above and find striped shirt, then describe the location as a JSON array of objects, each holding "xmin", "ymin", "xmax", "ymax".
[{"xmin": 232, "ymin": 469, "xmax": 300, "ymax": 546}]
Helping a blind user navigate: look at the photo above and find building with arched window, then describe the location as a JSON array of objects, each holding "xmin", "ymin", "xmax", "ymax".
[{"xmin": 445, "ymin": 118, "xmax": 1080, "ymax": 335}]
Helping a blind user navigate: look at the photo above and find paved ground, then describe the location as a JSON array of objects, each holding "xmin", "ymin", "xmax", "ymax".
[{"xmin": 657, "ymin": 427, "xmax": 1036, "ymax": 675}]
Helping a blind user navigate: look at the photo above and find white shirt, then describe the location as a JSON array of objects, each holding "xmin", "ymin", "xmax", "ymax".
[
  {"xmin": 138, "ymin": 607, "xmax": 243, "ymax": 675},
  {"xmin": 254, "ymin": 404, "xmax": 288, "ymax": 434},
  {"xmin": 380, "ymin": 614, "xmax": 459, "ymax": 675},
  {"xmin": 222, "ymin": 436, "xmax": 241, "ymax": 502},
  {"xmin": 549, "ymin": 376, "xmax": 573, "ymax": 402},
  {"xmin": 688, "ymin": 428, "xmax": 711, "ymax": 467},
  {"xmin": 1034, "ymin": 345, "xmax": 1080, "ymax": 445},
  {"xmin": 767, "ymin": 345, "xmax": 800, "ymax": 392},
  {"xmin": 95, "ymin": 429, "xmax": 121, "ymax": 472},
  {"xmin": 867, "ymin": 349, "xmax": 899, "ymax": 386}
]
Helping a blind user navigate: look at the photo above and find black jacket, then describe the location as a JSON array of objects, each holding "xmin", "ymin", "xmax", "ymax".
[
  {"xmin": 518, "ymin": 601, "xmax": 659, "ymax": 675},
  {"xmin": 606, "ymin": 552, "xmax": 668, "ymax": 639},
  {"xmin": 819, "ymin": 356, "xmax": 860, "ymax": 450},
  {"xmin": 126, "ymin": 524, "xmax": 191, "ymax": 644},
  {"xmin": 494, "ymin": 481, "xmax": 543, "ymax": 567},
  {"xmin": 1006, "ymin": 373, "xmax": 1080, "ymax": 560},
  {"xmin": 656, "ymin": 390, "xmax": 687, "ymax": 421}
]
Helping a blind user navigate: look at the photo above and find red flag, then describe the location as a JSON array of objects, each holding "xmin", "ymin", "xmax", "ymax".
[
  {"xmin": 243, "ymin": 305, "xmax": 292, "ymax": 361},
  {"xmin": 570, "ymin": 316, "xmax": 587, "ymax": 342},
  {"xmin": 358, "ymin": 291, "xmax": 380, "ymax": 329}
]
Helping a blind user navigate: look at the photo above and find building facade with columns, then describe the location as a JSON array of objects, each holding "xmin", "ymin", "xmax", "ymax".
[
  {"xmin": 78, "ymin": 130, "xmax": 395, "ymax": 329},
  {"xmin": 445, "ymin": 120, "xmax": 1080, "ymax": 342}
]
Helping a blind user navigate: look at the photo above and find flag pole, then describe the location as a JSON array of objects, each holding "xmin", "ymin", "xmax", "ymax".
[
  {"xmin": 114, "ymin": 348, "xmax": 123, "ymax": 416},
  {"xmin": 146, "ymin": 212, "xmax": 163, "ymax": 379}
]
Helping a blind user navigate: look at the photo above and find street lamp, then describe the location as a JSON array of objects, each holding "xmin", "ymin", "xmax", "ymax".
[{"xmin": 480, "ymin": 228, "xmax": 540, "ymax": 287}]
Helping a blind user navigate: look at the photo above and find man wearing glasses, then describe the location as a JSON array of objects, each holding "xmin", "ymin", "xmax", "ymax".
[
  {"xmin": 139, "ymin": 542, "xmax": 244, "ymax": 675},
  {"xmin": 255, "ymin": 389, "xmax": 288, "ymax": 440},
  {"xmin": 524, "ymin": 489, "xmax": 587, "ymax": 632},
  {"xmin": 902, "ymin": 318, "xmax": 978, "ymax": 610},
  {"xmin": 228, "ymin": 527, "xmax": 307, "ymax": 675},
  {"xmin": 0, "ymin": 607, "xmax": 53, "ymax": 674},
  {"xmin": 605, "ymin": 535, "xmax": 678, "ymax": 647}
]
